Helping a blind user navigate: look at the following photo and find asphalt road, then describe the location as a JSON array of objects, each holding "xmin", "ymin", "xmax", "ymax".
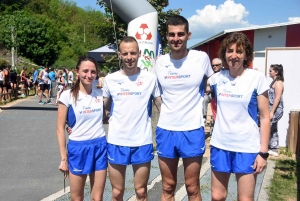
[{"xmin": 0, "ymin": 97, "xmax": 107, "ymax": 201}]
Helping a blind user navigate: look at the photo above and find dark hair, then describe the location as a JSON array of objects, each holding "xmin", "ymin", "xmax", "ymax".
[
  {"xmin": 71, "ymin": 56, "xmax": 99, "ymax": 103},
  {"xmin": 270, "ymin": 64, "xmax": 284, "ymax": 82},
  {"xmin": 219, "ymin": 32, "xmax": 253, "ymax": 69},
  {"xmin": 23, "ymin": 66, "xmax": 27, "ymax": 70},
  {"xmin": 119, "ymin": 36, "xmax": 139, "ymax": 51},
  {"xmin": 166, "ymin": 15, "xmax": 189, "ymax": 33}
]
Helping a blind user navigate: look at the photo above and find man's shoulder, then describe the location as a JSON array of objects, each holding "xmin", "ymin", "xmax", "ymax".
[{"xmin": 188, "ymin": 49, "xmax": 208, "ymax": 58}]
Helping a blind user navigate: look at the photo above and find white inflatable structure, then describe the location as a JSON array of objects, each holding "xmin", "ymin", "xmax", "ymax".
[{"xmin": 103, "ymin": 0, "xmax": 160, "ymax": 72}]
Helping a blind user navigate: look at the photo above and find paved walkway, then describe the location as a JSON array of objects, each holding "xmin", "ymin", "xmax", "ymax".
[{"xmin": 0, "ymin": 97, "xmax": 275, "ymax": 201}]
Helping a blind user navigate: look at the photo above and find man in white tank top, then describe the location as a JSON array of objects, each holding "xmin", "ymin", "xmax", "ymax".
[{"xmin": 38, "ymin": 66, "xmax": 52, "ymax": 105}]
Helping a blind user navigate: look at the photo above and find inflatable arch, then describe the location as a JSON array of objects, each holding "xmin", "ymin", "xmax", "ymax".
[{"xmin": 103, "ymin": 0, "xmax": 161, "ymax": 72}]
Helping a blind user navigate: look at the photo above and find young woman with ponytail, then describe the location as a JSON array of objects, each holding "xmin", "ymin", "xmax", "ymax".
[
  {"xmin": 268, "ymin": 64, "xmax": 284, "ymax": 156},
  {"xmin": 56, "ymin": 56, "xmax": 107, "ymax": 200}
]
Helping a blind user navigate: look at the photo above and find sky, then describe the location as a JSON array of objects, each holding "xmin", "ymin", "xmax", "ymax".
[{"xmin": 73, "ymin": 0, "xmax": 300, "ymax": 47}]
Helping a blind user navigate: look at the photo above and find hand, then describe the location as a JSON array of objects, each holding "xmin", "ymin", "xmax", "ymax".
[
  {"xmin": 59, "ymin": 160, "xmax": 69, "ymax": 179},
  {"xmin": 66, "ymin": 126, "xmax": 72, "ymax": 135},
  {"xmin": 253, "ymin": 155, "xmax": 267, "ymax": 175}
]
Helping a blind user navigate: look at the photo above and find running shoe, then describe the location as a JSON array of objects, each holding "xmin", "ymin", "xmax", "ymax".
[
  {"xmin": 268, "ymin": 150, "xmax": 278, "ymax": 157},
  {"xmin": 20, "ymin": 94, "xmax": 26, "ymax": 98},
  {"xmin": 46, "ymin": 100, "xmax": 53, "ymax": 104},
  {"xmin": 39, "ymin": 100, "xmax": 45, "ymax": 105}
]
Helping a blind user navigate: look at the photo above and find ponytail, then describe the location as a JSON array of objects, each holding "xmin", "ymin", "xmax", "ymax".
[{"xmin": 71, "ymin": 79, "xmax": 80, "ymax": 104}]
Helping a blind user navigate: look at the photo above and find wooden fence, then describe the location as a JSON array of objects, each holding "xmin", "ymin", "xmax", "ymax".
[{"xmin": 288, "ymin": 110, "xmax": 300, "ymax": 156}]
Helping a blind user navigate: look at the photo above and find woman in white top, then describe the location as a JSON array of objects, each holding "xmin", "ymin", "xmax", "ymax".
[
  {"xmin": 207, "ymin": 32, "xmax": 270, "ymax": 201},
  {"xmin": 56, "ymin": 56, "xmax": 107, "ymax": 200}
]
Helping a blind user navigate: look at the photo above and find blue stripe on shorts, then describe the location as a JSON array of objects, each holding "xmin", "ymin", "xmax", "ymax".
[
  {"xmin": 210, "ymin": 146, "xmax": 257, "ymax": 174},
  {"xmin": 68, "ymin": 136, "xmax": 107, "ymax": 175},
  {"xmin": 156, "ymin": 126, "xmax": 206, "ymax": 158},
  {"xmin": 107, "ymin": 143, "xmax": 154, "ymax": 165}
]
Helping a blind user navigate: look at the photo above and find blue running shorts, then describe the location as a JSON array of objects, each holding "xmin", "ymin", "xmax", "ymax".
[
  {"xmin": 107, "ymin": 143, "xmax": 154, "ymax": 165},
  {"xmin": 156, "ymin": 126, "xmax": 206, "ymax": 158},
  {"xmin": 68, "ymin": 136, "xmax": 107, "ymax": 175},
  {"xmin": 210, "ymin": 146, "xmax": 258, "ymax": 174}
]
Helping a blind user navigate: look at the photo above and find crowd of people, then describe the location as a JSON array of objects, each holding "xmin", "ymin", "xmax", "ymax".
[
  {"xmin": 0, "ymin": 64, "xmax": 77, "ymax": 105},
  {"xmin": 53, "ymin": 15, "xmax": 284, "ymax": 201}
]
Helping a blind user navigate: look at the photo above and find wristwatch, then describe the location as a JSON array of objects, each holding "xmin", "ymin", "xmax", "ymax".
[{"xmin": 258, "ymin": 152, "xmax": 269, "ymax": 159}]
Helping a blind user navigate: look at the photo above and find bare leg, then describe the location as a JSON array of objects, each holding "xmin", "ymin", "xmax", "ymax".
[
  {"xmin": 158, "ymin": 157, "xmax": 179, "ymax": 201},
  {"xmin": 211, "ymin": 171, "xmax": 231, "ymax": 201},
  {"xmin": 69, "ymin": 172, "xmax": 87, "ymax": 201},
  {"xmin": 89, "ymin": 169, "xmax": 107, "ymax": 201},
  {"xmin": 236, "ymin": 173, "xmax": 256, "ymax": 201},
  {"xmin": 108, "ymin": 163, "xmax": 126, "ymax": 201},
  {"xmin": 132, "ymin": 162, "xmax": 151, "ymax": 201},
  {"xmin": 183, "ymin": 156, "xmax": 203, "ymax": 201}
]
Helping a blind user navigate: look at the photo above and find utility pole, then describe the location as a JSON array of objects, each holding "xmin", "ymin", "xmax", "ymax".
[
  {"xmin": 84, "ymin": 24, "xmax": 86, "ymax": 43},
  {"xmin": 11, "ymin": 26, "xmax": 15, "ymax": 70}
]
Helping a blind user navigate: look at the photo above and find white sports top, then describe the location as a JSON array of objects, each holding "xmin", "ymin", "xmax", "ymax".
[
  {"xmin": 40, "ymin": 70, "xmax": 49, "ymax": 84},
  {"xmin": 103, "ymin": 69, "xmax": 160, "ymax": 146},
  {"xmin": 59, "ymin": 88, "xmax": 105, "ymax": 141},
  {"xmin": 209, "ymin": 68, "xmax": 269, "ymax": 153},
  {"xmin": 155, "ymin": 50, "xmax": 214, "ymax": 131}
]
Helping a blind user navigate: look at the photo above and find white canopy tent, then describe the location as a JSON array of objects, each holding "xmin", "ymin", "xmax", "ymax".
[{"xmin": 88, "ymin": 44, "xmax": 117, "ymax": 63}]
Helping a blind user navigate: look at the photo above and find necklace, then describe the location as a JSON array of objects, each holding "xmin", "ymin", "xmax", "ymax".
[{"xmin": 228, "ymin": 69, "xmax": 246, "ymax": 86}]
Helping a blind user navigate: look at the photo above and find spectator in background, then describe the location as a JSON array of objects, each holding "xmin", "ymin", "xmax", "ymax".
[
  {"xmin": 9, "ymin": 66, "xmax": 18, "ymax": 100},
  {"xmin": 20, "ymin": 66, "xmax": 28, "ymax": 98},
  {"xmin": 68, "ymin": 68, "xmax": 74, "ymax": 89},
  {"xmin": 0, "ymin": 66, "xmax": 4, "ymax": 102},
  {"xmin": 32, "ymin": 67, "xmax": 39, "ymax": 97},
  {"xmin": 38, "ymin": 66, "xmax": 52, "ymax": 105},
  {"xmin": 203, "ymin": 58, "xmax": 223, "ymax": 122},
  {"xmin": 3, "ymin": 65, "xmax": 11, "ymax": 102},
  {"xmin": 268, "ymin": 64, "xmax": 284, "ymax": 157},
  {"xmin": 48, "ymin": 67, "xmax": 57, "ymax": 98},
  {"xmin": 55, "ymin": 70, "xmax": 65, "ymax": 105},
  {"xmin": 62, "ymin": 67, "xmax": 68, "ymax": 89}
]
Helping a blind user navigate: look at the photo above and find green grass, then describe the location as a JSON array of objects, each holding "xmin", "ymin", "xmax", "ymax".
[{"xmin": 268, "ymin": 148, "xmax": 299, "ymax": 201}]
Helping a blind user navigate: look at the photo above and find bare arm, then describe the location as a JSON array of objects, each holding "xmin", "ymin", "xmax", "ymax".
[
  {"xmin": 205, "ymin": 78, "xmax": 212, "ymax": 93},
  {"xmin": 270, "ymin": 81, "xmax": 284, "ymax": 119},
  {"xmin": 103, "ymin": 97, "xmax": 112, "ymax": 121},
  {"xmin": 56, "ymin": 102, "xmax": 69, "ymax": 175},
  {"xmin": 253, "ymin": 90, "xmax": 270, "ymax": 174},
  {"xmin": 153, "ymin": 96, "xmax": 162, "ymax": 112}
]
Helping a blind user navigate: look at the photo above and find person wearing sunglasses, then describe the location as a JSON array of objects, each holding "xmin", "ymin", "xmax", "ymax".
[{"xmin": 203, "ymin": 58, "xmax": 223, "ymax": 123}]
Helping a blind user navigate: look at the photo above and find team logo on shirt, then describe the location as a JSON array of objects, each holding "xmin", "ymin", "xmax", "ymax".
[
  {"xmin": 117, "ymin": 81, "xmax": 124, "ymax": 85},
  {"xmin": 136, "ymin": 79, "xmax": 143, "ymax": 86},
  {"xmin": 79, "ymin": 106, "xmax": 102, "ymax": 114},
  {"xmin": 164, "ymin": 71, "xmax": 191, "ymax": 79},
  {"xmin": 117, "ymin": 88, "xmax": 142, "ymax": 96},
  {"xmin": 165, "ymin": 64, "xmax": 170, "ymax": 68},
  {"xmin": 218, "ymin": 92, "xmax": 243, "ymax": 98}
]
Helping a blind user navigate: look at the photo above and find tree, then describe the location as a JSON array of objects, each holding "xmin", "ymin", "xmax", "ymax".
[{"xmin": 0, "ymin": 11, "xmax": 62, "ymax": 66}]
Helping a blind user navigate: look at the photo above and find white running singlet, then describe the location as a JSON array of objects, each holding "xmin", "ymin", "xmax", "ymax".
[
  {"xmin": 209, "ymin": 68, "xmax": 269, "ymax": 153},
  {"xmin": 155, "ymin": 50, "xmax": 214, "ymax": 131},
  {"xmin": 103, "ymin": 69, "xmax": 160, "ymax": 146},
  {"xmin": 59, "ymin": 88, "xmax": 105, "ymax": 141}
]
